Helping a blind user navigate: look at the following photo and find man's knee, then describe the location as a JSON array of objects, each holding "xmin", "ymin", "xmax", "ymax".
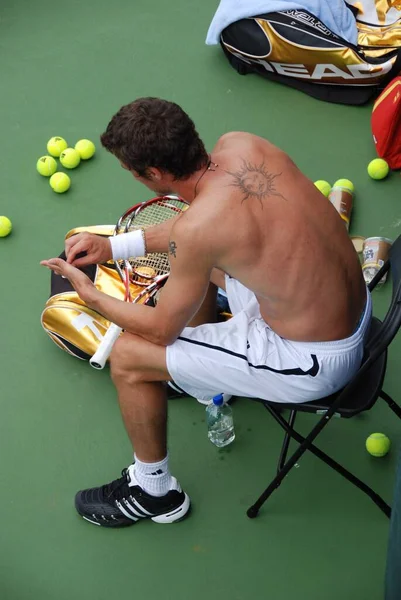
[{"xmin": 110, "ymin": 333, "xmax": 142, "ymax": 384}]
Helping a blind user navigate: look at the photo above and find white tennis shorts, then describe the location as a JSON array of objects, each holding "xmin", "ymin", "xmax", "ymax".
[{"xmin": 166, "ymin": 277, "xmax": 372, "ymax": 403}]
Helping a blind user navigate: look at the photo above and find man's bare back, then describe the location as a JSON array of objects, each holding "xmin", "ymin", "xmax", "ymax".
[{"xmin": 186, "ymin": 132, "xmax": 366, "ymax": 343}]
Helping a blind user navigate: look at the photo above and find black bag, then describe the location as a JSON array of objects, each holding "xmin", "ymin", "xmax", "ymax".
[
  {"xmin": 41, "ymin": 225, "xmax": 129, "ymax": 362},
  {"xmin": 220, "ymin": 9, "xmax": 401, "ymax": 105}
]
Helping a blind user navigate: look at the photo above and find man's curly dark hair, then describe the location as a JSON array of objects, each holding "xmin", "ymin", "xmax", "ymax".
[{"xmin": 101, "ymin": 97, "xmax": 208, "ymax": 179}]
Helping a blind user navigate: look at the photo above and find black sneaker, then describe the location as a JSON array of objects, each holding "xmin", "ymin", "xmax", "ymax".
[{"xmin": 75, "ymin": 465, "xmax": 190, "ymax": 528}]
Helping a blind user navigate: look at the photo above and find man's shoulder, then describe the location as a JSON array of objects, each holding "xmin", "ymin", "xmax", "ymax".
[
  {"xmin": 216, "ymin": 131, "xmax": 255, "ymax": 147},
  {"xmin": 172, "ymin": 201, "xmax": 223, "ymax": 254},
  {"xmin": 214, "ymin": 132, "xmax": 279, "ymax": 161},
  {"xmin": 168, "ymin": 213, "xmax": 219, "ymax": 270},
  {"xmin": 174, "ymin": 203, "xmax": 214, "ymax": 237}
]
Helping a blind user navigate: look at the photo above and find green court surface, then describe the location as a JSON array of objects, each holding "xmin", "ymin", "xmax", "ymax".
[{"xmin": 1, "ymin": 2, "xmax": 401, "ymax": 599}]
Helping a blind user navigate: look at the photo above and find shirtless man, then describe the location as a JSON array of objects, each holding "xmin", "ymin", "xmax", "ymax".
[{"xmin": 41, "ymin": 97, "xmax": 371, "ymax": 528}]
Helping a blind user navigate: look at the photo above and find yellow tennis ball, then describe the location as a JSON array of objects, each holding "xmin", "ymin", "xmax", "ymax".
[
  {"xmin": 0, "ymin": 216, "xmax": 12, "ymax": 237},
  {"xmin": 368, "ymin": 158, "xmax": 389, "ymax": 180},
  {"xmin": 75, "ymin": 139, "xmax": 95, "ymax": 160},
  {"xmin": 47, "ymin": 136, "xmax": 68, "ymax": 157},
  {"xmin": 50, "ymin": 172, "xmax": 71, "ymax": 193},
  {"xmin": 333, "ymin": 179, "xmax": 355, "ymax": 192},
  {"xmin": 36, "ymin": 155, "xmax": 57, "ymax": 177},
  {"xmin": 366, "ymin": 433, "xmax": 391, "ymax": 457},
  {"xmin": 314, "ymin": 180, "xmax": 331, "ymax": 197},
  {"xmin": 60, "ymin": 148, "xmax": 81, "ymax": 169}
]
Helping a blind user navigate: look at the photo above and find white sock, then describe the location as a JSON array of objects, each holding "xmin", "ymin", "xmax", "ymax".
[{"xmin": 133, "ymin": 454, "xmax": 172, "ymax": 497}]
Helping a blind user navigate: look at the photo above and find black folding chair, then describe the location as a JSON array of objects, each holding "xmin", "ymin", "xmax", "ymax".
[{"xmin": 248, "ymin": 234, "xmax": 401, "ymax": 520}]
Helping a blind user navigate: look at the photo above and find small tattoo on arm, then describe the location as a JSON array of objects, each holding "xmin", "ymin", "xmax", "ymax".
[
  {"xmin": 169, "ymin": 240, "xmax": 177, "ymax": 258},
  {"xmin": 226, "ymin": 159, "xmax": 284, "ymax": 205}
]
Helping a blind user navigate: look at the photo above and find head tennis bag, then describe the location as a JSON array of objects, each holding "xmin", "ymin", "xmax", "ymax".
[
  {"xmin": 40, "ymin": 225, "xmax": 135, "ymax": 362},
  {"xmin": 220, "ymin": 8, "xmax": 401, "ymax": 105},
  {"xmin": 371, "ymin": 76, "xmax": 401, "ymax": 169}
]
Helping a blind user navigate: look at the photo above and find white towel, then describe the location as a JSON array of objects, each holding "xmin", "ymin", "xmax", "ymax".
[{"xmin": 206, "ymin": 0, "xmax": 358, "ymax": 45}]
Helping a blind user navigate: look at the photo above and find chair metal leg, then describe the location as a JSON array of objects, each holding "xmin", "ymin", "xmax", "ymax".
[
  {"xmin": 276, "ymin": 410, "xmax": 296, "ymax": 474},
  {"xmin": 247, "ymin": 428, "xmax": 314, "ymax": 519},
  {"xmin": 380, "ymin": 390, "xmax": 401, "ymax": 420},
  {"xmin": 247, "ymin": 406, "xmax": 332, "ymax": 518},
  {"xmin": 284, "ymin": 426, "xmax": 391, "ymax": 518},
  {"xmin": 247, "ymin": 402, "xmax": 391, "ymax": 519},
  {"xmin": 310, "ymin": 447, "xmax": 390, "ymax": 517}
]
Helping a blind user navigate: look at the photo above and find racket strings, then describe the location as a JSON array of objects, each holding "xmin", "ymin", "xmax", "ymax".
[
  {"xmin": 127, "ymin": 199, "xmax": 187, "ymax": 280},
  {"xmin": 114, "ymin": 196, "xmax": 188, "ymax": 289}
]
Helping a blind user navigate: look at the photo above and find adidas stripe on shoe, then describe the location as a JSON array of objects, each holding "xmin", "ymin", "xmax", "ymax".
[{"xmin": 75, "ymin": 464, "xmax": 190, "ymax": 528}]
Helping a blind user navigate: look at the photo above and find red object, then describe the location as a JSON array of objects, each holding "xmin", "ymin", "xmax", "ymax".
[{"xmin": 371, "ymin": 77, "xmax": 401, "ymax": 170}]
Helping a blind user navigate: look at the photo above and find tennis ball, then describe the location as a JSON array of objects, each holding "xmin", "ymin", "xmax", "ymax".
[
  {"xmin": 59, "ymin": 148, "xmax": 81, "ymax": 169},
  {"xmin": 368, "ymin": 158, "xmax": 389, "ymax": 180},
  {"xmin": 36, "ymin": 155, "xmax": 57, "ymax": 177},
  {"xmin": 75, "ymin": 139, "xmax": 95, "ymax": 160},
  {"xmin": 333, "ymin": 179, "xmax": 355, "ymax": 192},
  {"xmin": 0, "ymin": 216, "xmax": 12, "ymax": 237},
  {"xmin": 366, "ymin": 433, "xmax": 391, "ymax": 457},
  {"xmin": 314, "ymin": 180, "xmax": 331, "ymax": 197},
  {"xmin": 47, "ymin": 136, "xmax": 68, "ymax": 157},
  {"xmin": 50, "ymin": 172, "xmax": 71, "ymax": 193}
]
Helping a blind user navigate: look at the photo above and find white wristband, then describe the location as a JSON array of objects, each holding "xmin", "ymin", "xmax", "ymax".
[{"xmin": 109, "ymin": 229, "xmax": 146, "ymax": 260}]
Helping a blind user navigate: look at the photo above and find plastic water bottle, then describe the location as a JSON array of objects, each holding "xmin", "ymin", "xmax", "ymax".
[{"xmin": 206, "ymin": 394, "xmax": 235, "ymax": 448}]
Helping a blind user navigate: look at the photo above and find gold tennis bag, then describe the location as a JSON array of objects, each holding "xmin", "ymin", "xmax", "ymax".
[
  {"xmin": 40, "ymin": 225, "xmax": 142, "ymax": 362},
  {"xmin": 220, "ymin": 3, "xmax": 401, "ymax": 105},
  {"xmin": 41, "ymin": 221, "xmax": 232, "ymax": 362}
]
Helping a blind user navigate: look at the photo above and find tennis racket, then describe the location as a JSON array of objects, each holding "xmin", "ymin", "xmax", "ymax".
[{"xmin": 89, "ymin": 195, "xmax": 189, "ymax": 369}]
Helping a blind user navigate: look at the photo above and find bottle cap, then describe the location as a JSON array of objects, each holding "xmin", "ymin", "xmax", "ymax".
[{"xmin": 212, "ymin": 393, "xmax": 224, "ymax": 406}]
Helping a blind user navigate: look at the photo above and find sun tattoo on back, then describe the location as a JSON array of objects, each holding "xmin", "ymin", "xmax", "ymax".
[{"xmin": 226, "ymin": 160, "xmax": 285, "ymax": 205}]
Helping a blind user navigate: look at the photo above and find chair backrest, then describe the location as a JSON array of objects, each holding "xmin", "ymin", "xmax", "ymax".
[
  {"xmin": 327, "ymin": 235, "xmax": 401, "ymax": 413},
  {"xmin": 366, "ymin": 234, "xmax": 401, "ymax": 361}
]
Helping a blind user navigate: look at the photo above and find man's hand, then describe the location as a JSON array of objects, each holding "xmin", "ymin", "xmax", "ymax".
[
  {"xmin": 65, "ymin": 233, "xmax": 112, "ymax": 267},
  {"xmin": 40, "ymin": 258, "xmax": 98, "ymax": 304}
]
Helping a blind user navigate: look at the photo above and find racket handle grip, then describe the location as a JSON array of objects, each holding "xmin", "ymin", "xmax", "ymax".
[{"xmin": 90, "ymin": 323, "xmax": 123, "ymax": 370}]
